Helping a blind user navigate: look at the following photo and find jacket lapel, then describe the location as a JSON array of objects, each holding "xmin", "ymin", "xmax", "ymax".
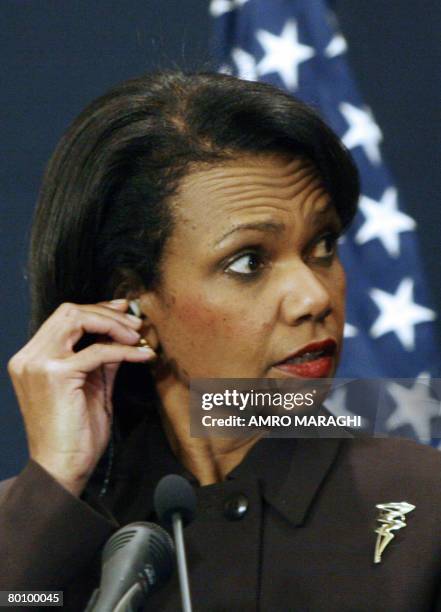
[{"xmin": 261, "ymin": 436, "xmax": 344, "ymax": 526}]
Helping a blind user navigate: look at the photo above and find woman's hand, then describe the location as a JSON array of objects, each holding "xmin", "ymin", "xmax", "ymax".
[{"xmin": 7, "ymin": 299, "xmax": 156, "ymax": 497}]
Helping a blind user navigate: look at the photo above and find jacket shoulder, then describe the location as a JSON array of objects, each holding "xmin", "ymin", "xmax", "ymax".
[
  {"xmin": 0, "ymin": 475, "xmax": 16, "ymax": 500},
  {"xmin": 340, "ymin": 436, "xmax": 441, "ymax": 488}
]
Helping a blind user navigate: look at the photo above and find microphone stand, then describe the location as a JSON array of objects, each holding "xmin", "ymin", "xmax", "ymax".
[{"xmin": 172, "ymin": 512, "xmax": 193, "ymax": 612}]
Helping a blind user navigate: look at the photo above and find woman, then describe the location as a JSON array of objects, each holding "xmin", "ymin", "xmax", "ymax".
[{"xmin": 2, "ymin": 71, "xmax": 441, "ymax": 611}]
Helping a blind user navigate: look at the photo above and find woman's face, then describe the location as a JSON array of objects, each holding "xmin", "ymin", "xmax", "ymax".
[{"xmin": 141, "ymin": 154, "xmax": 346, "ymax": 383}]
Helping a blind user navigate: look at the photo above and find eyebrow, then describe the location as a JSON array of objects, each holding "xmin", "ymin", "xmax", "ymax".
[
  {"xmin": 214, "ymin": 221, "xmax": 285, "ymax": 247},
  {"xmin": 213, "ymin": 201, "xmax": 335, "ymax": 247}
]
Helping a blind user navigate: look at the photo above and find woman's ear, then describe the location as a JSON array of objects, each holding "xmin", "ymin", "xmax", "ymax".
[
  {"xmin": 113, "ymin": 268, "xmax": 163, "ymax": 354},
  {"xmin": 133, "ymin": 293, "xmax": 163, "ymax": 353}
]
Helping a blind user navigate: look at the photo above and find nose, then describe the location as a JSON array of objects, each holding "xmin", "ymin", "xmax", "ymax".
[{"xmin": 278, "ymin": 261, "xmax": 333, "ymax": 325}]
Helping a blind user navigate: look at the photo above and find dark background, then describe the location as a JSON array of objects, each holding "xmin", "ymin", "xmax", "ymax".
[{"xmin": 1, "ymin": 1, "xmax": 440, "ymax": 478}]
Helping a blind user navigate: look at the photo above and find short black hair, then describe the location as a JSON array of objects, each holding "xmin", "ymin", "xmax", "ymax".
[{"xmin": 28, "ymin": 70, "xmax": 359, "ymax": 436}]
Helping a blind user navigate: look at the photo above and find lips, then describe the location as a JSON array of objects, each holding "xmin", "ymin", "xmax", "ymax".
[
  {"xmin": 277, "ymin": 338, "xmax": 337, "ymax": 365},
  {"xmin": 273, "ymin": 338, "xmax": 337, "ymax": 378}
]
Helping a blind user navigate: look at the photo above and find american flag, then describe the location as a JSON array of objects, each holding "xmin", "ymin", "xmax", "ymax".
[{"xmin": 209, "ymin": 0, "xmax": 441, "ymax": 443}]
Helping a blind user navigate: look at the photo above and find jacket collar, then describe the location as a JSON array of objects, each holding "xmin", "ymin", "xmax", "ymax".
[
  {"xmin": 220, "ymin": 404, "xmax": 349, "ymax": 526},
  {"xmin": 95, "ymin": 405, "xmax": 347, "ymax": 527},
  {"xmin": 221, "ymin": 421, "xmax": 344, "ymax": 527},
  {"xmin": 258, "ymin": 436, "xmax": 343, "ymax": 526}
]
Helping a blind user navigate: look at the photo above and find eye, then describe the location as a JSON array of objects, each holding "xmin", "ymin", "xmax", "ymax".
[
  {"xmin": 309, "ymin": 231, "xmax": 340, "ymax": 261},
  {"xmin": 225, "ymin": 249, "xmax": 266, "ymax": 277}
]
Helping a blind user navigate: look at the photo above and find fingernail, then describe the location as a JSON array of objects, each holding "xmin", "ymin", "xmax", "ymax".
[
  {"xmin": 126, "ymin": 313, "xmax": 141, "ymax": 323},
  {"xmin": 110, "ymin": 298, "xmax": 127, "ymax": 304},
  {"xmin": 137, "ymin": 346, "xmax": 155, "ymax": 354}
]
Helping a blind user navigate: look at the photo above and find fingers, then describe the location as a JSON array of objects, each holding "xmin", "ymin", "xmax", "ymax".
[
  {"xmin": 92, "ymin": 299, "xmax": 142, "ymax": 324},
  {"xmin": 65, "ymin": 341, "xmax": 157, "ymax": 373},
  {"xmin": 6, "ymin": 297, "xmax": 156, "ymax": 495},
  {"xmin": 33, "ymin": 299, "xmax": 139, "ymax": 338},
  {"xmin": 25, "ymin": 301, "xmax": 146, "ymax": 360}
]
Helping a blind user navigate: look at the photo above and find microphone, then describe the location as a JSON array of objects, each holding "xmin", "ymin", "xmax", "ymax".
[
  {"xmin": 84, "ymin": 521, "xmax": 174, "ymax": 612},
  {"xmin": 154, "ymin": 475, "xmax": 197, "ymax": 612}
]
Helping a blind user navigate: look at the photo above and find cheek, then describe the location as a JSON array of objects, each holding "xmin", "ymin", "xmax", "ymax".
[
  {"xmin": 172, "ymin": 294, "xmax": 258, "ymax": 343},
  {"xmin": 175, "ymin": 297, "xmax": 217, "ymax": 328},
  {"xmin": 329, "ymin": 266, "xmax": 346, "ymax": 324}
]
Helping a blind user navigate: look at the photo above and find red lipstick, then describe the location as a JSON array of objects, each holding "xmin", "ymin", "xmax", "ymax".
[{"xmin": 274, "ymin": 338, "xmax": 337, "ymax": 378}]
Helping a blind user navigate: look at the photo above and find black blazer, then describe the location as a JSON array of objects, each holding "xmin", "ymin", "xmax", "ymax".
[{"xmin": 1, "ymin": 409, "xmax": 441, "ymax": 611}]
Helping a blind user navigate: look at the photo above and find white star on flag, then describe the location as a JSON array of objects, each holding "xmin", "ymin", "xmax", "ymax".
[
  {"xmin": 255, "ymin": 20, "xmax": 315, "ymax": 90},
  {"xmin": 344, "ymin": 322, "xmax": 358, "ymax": 338},
  {"xmin": 209, "ymin": 0, "xmax": 249, "ymax": 17},
  {"xmin": 384, "ymin": 373, "xmax": 440, "ymax": 442},
  {"xmin": 325, "ymin": 385, "xmax": 369, "ymax": 427},
  {"xmin": 355, "ymin": 187, "xmax": 417, "ymax": 257},
  {"xmin": 324, "ymin": 34, "xmax": 347, "ymax": 58},
  {"xmin": 369, "ymin": 278, "xmax": 437, "ymax": 350},
  {"xmin": 340, "ymin": 102, "xmax": 383, "ymax": 165},
  {"xmin": 219, "ymin": 64, "xmax": 233, "ymax": 75},
  {"xmin": 231, "ymin": 47, "xmax": 258, "ymax": 81}
]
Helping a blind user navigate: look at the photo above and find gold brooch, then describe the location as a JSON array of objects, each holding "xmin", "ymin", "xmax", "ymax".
[{"xmin": 374, "ymin": 501, "xmax": 415, "ymax": 563}]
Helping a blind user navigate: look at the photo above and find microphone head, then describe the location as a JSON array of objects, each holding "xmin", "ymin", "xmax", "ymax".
[
  {"xmin": 154, "ymin": 474, "xmax": 197, "ymax": 527},
  {"xmin": 93, "ymin": 522, "xmax": 174, "ymax": 611}
]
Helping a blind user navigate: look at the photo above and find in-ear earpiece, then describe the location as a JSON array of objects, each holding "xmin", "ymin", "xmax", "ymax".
[{"xmin": 128, "ymin": 299, "xmax": 142, "ymax": 318}]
